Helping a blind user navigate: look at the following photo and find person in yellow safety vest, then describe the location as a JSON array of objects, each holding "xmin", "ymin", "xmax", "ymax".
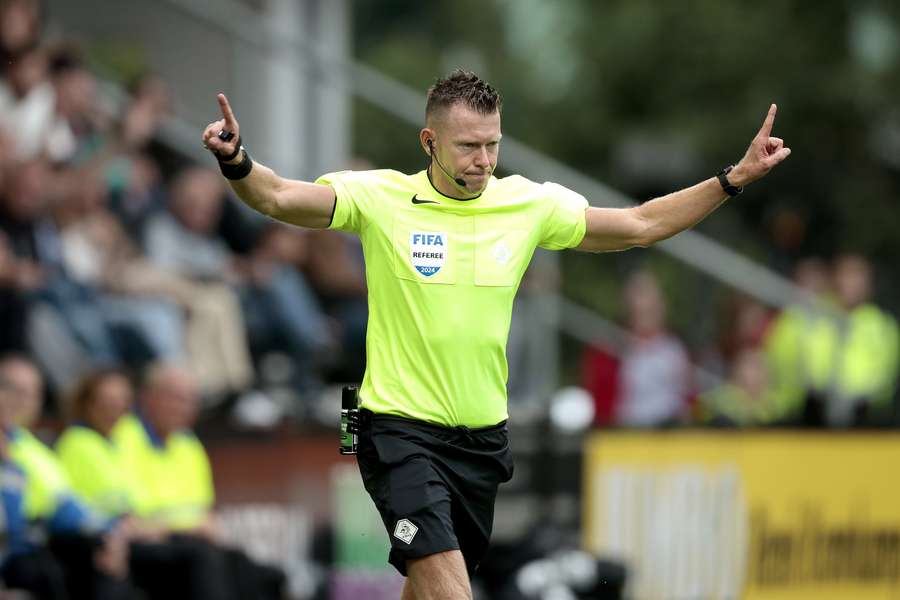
[
  {"xmin": 56, "ymin": 369, "xmax": 134, "ymax": 519},
  {"xmin": 0, "ymin": 369, "xmax": 70, "ymax": 597},
  {"xmin": 764, "ymin": 258, "xmax": 834, "ymax": 422},
  {"xmin": 114, "ymin": 362, "xmax": 285, "ymax": 599},
  {"xmin": 765, "ymin": 255, "xmax": 899, "ymax": 426},
  {"xmin": 825, "ymin": 255, "xmax": 898, "ymax": 424},
  {"xmin": 112, "ymin": 364, "xmax": 215, "ymax": 534}
]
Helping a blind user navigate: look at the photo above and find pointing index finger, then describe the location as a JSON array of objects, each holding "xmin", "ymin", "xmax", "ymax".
[
  {"xmin": 758, "ymin": 103, "xmax": 777, "ymax": 138},
  {"xmin": 217, "ymin": 93, "xmax": 237, "ymax": 128}
]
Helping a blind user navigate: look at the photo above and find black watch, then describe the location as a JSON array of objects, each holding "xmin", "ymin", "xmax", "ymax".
[{"xmin": 717, "ymin": 165, "xmax": 743, "ymax": 197}]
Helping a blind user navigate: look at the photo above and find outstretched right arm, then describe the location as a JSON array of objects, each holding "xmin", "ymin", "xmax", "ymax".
[{"xmin": 201, "ymin": 93, "xmax": 336, "ymax": 229}]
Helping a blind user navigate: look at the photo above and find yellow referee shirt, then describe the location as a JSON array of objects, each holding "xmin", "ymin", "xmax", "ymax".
[{"xmin": 316, "ymin": 169, "xmax": 587, "ymax": 427}]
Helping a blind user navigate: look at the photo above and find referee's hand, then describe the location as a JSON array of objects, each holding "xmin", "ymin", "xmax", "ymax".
[
  {"xmin": 729, "ymin": 103, "xmax": 791, "ymax": 188},
  {"xmin": 202, "ymin": 93, "xmax": 242, "ymax": 164}
]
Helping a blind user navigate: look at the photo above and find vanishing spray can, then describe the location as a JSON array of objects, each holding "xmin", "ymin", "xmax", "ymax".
[{"xmin": 340, "ymin": 385, "xmax": 359, "ymax": 455}]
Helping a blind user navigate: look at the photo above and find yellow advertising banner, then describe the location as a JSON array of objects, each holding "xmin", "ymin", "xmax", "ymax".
[{"xmin": 583, "ymin": 432, "xmax": 900, "ymax": 600}]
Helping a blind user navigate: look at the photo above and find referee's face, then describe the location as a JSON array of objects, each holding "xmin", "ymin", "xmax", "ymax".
[{"xmin": 426, "ymin": 103, "xmax": 501, "ymax": 195}]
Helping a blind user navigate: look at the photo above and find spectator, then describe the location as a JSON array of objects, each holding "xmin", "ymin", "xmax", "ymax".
[
  {"xmin": 113, "ymin": 363, "xmax": 285, "ymax": 599},
  {"xmin": 0, "ymin": 354, "xmax": 42, "ymax": 432},
  {"xmin": 56, "ymin": 368, "xmax": 251, "ymax": 600},
  {"xmin": 106, "ymin": 74, "xmax": 173, "ymax": 239},
  {"xmin": 0, "ymin": 158, "xmax": 66, "ymax": 283},
  {"xmin": 118, "ymin": 73, "xmax": 172, "ymax": 154},
  {"xmin": 699, "ymin": 347, "xmax": 776, "ymax": 426},
  {"xmin": 44, "ymin": 45, "xmax": 107, "ymax": 164},
  {"xmin": 716, "ymin": 293, "xmax": 774, "ymax": 369},
  {"xmin": 145, "ymin": 167, "xmax": 333, "ymax": 396},
  {"xmin": 113, "ymin": 364, "xmax": 214, "ymax": 533},
  {"xmin": 0, "ymin": 0, "xmax": 42, "ymax": 61},
  {"xmin": 825, "ymin": 255, "xmax": 897, "ymax": 425},
  {"xmin": 0, "ymin": 355, "xmax": 133, "ymax": 599},
  {"xmin": 0, "ymin": 43, "xmax": 55, "ymax": 159},
  {"xmin": 56, "ymin": 369, "xmax": 134, "ymax": 517},
  {"xmin": 763, "ymin": 257, "xmax": 832, "ymax": 422},
  {"xmin": 105, "ymin": 152, "xmax": 166, "ymax": 243},
  {"xmin": 583, "ymin": 270, "xmax": 691, "ymax": 427},
  {"xmin": 0, "ymin": 0, "xmax": 46, "ymax": 161},
  {"xmin": 0, "ymin": 371, "xmax": 70, "ymax": 599}
]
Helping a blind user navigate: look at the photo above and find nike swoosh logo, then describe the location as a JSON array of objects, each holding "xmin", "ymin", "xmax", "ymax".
[{"xmin": 411, "ymin": 195, "xmax": 439, "ymax": 205}]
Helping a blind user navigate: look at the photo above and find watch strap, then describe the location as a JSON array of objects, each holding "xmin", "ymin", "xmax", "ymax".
[{"xmin": 717, "ymin": 165, "xmax": 743, "ymax": 197}]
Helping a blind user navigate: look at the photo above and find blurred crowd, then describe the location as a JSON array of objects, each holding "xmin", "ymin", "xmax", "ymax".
[
  {"xmin": 582, "ymin": 254, "xmax": 899, "ymax": 429},
  {"xmin": 0, "ymin": 0, "xmax": 368, "ymax": 427},
  {"xmin": 0, "ymin": 2, "xmax": 367, "ymax": 594}
]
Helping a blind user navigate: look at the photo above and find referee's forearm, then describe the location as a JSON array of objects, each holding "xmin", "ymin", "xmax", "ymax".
[
  {"xmin": 636, "ymin": 177, "xmax": 729, "ymax": 244},
  {"xmin": 224, "ymin": 160, "xmax": 284, "ymax": 219}
]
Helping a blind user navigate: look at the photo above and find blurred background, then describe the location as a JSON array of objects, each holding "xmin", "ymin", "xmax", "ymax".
[{"xmin": 0, "ymin": 0, "xmax": 898, "ymax": 598}]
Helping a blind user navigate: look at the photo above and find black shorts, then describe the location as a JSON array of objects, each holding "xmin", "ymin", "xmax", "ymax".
[{"xmin": 356, "ymin": 409, "xmax": 514, "ymax": 576}]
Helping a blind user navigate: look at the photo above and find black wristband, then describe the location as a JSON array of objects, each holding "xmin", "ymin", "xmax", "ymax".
[
  {"xmin": 716, "ymin": 165, "xmax": 743, "ymax": 197},
  {"xmin": 219, "ymin": 149, "xmax": 253, "ymax": 180},
  {"xmin": 214, "ymin": 136, "xmax": 242, "ymax": 162}
]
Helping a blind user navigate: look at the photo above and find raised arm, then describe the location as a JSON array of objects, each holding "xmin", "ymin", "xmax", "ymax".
[
  {"xmin": 201, "ymin": 93, "xmax": 336, "ymax": 229},
  {"xmin": 577, "ymin": 104, "xmax": 791, "ymax": 252}
]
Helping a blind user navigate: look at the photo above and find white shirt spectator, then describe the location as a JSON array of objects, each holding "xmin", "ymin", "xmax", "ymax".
[
  {"xmin": 0, "ymin": 80, "xmax": 76, "ymax": 161},
  {"xmin": 615, "ymin": 333, "xmax": 690, "ymax": 427}
]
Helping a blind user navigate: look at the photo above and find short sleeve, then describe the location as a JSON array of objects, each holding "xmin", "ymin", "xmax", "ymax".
[
  {"xmin": 538, "ymin": 182, "xmax": 589, "ymax": 250},
  {"xmin": 315, "ymin": 170, "xmax": 367, "ymax": 234}
]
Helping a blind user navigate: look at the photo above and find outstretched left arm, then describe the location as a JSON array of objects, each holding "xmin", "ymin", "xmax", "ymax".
[{"xmin": 577, "ymin": 104, "xmax": 791, "ymax": 252}]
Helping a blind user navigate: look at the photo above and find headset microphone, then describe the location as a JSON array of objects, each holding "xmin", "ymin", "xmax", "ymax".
[{"xmin": 428, "ymin": 139, "xmax": 468, "ymax": 189}]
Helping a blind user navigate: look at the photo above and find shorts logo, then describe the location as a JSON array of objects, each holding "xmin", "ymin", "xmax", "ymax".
[
  {"xmin": 393, "ymin": 519, "xmax": 418, "ymax": 545},
  {"xmin": 410, "ymin": 232, "xmax": 448, "ymax": 277}
]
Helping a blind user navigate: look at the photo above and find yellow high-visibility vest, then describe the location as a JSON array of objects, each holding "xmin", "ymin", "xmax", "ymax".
[
  {"xmin": 56, "ymin": 425, "xmax": 133, "ymax": 518},
  {"xmin": 111, "ymin": 414, "xmax": 214, "ymax": 529},
  {"xmin": 8, "ymin": 428, "xmax": 71, "ymax": 520},
  {"xmin": 765, "ymin": 301, "xmax": 898, "ymax": 419}
]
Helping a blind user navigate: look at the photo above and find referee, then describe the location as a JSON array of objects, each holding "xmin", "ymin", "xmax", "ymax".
[{"xmin": 202, "ymin": 70, "xmax": 789, "ymax": 599}]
